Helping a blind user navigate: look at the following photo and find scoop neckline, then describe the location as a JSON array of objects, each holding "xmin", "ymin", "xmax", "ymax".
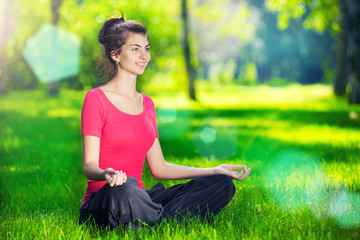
[{"xmin": 96, "ymin": 88, "xmax": 146, "ymax": 116}]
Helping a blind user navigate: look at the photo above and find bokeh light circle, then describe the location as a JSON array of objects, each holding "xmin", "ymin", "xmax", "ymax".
[
  {"xmin": 23, "ymin": 24, "xmax": 80, "ymax": 83},
  {"xmin": 329, "ymin": 190, "xmax": 360, "ymax": 227},
  {"xmin": 157, "ymin": 103, "xmax": 177, "ymax": 124},
  {"xmin": 192, "ymin": 116, "xmax": 238, "ymax": 159},
  {"xmin": 265, "ymin": 149, "xmax": 321, "ymax": 209}
]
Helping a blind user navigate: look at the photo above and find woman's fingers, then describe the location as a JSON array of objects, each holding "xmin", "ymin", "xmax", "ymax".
[
  {"xmin": 245, "ymin": 168, "xmax": 251, "ymax": 179},
  {"xmin": 115, "ymin": 171, "xmax": 122, "ymax": 186},
  {"xmin": 229, "ymin": 165, "xmax": 247, "ymax": 171},
  {"xmin": 104, "ymin": 168, "xmax": 117, "ymax": 186},
  {"xmin": 239, "ymin": 168, "xmax": 251, "ymax": 181},
  {"xmin": 233, "ymin": 166, "xmax": 247, "ymax": 181},
  {"xmin": 225, "ymin": 169, "xmax": 238, "ymax": 179},
  {"xmin": 237, "ymin": 170, "xmax": 245, "ymax": 180},
  {"xmin": 246, "ymin": 168, "xmax": 251, "ymax": 178},
  {"xmin": 219, "ymin": 164, "xmax": 251, "ymax": 181},
  {"xmin": 106, "ymin": 170, "xmax": 127, "ymax": 187},
  {"xmin": 115, "ymin": 171, "xmax": 128, "ymax": 186},
  {"xmin": 109, "ymin": 171, "xmax": 118, "ymax": 187},
  {"xmin": 232, "ymin": 167, "xmax": 251, "ymax": 181}
]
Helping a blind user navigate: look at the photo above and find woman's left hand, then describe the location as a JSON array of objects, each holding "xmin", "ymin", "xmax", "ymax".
[{"xmin": 215, "ymin": 164, "xmax": 251, "ymax": 181}]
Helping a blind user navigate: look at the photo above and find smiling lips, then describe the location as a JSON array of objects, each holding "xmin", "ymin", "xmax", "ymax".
[{"xmin": 136, "ymin": 62, "xmax": 146, "ymax": 67}]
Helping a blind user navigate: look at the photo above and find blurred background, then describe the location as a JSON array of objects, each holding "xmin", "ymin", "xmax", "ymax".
[
  {"xmin": 1, "ymin": 1, "xmax": 360, "ymax": 238},
  {"xmin": 0, "ymin": 0, "xmax": 359, "ymax": 102}
]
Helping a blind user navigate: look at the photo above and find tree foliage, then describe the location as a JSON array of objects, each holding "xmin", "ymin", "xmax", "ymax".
[
  {"xmin": 1, "ymin": 0, "xmax": 51, "ymax": 90},
  {"xmin": 0, "ymin": 0, "xmax": 349, "ymax": 100},
  {"xmin": 58, "ymin": 0, "xmax": 184, "ymax": 91},
  {"xmin": 266, "ymin": 0, "xmax": 360, "ymax": 103},
  {"xmin": 266, "ymin": 0, "xmax": 339, "ymax": 33},
  {"xmin": 190, "ymin": 0, "xmax": 257, "ymax": 84},
  {"xmin": 189, "ymin": 0, "xmax": 336, "ymax": 85},
  {"xmin": 2, "ymin": 0, "xmax": 187, "ymax": 92}
]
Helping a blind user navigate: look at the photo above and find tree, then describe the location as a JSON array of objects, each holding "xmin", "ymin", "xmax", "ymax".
[
  {"xmin": 345, "ymin": 0, "xmax": 360, "ymax": 103},
  {"xmin": 52, "ymin": 0, "xmax": 62, "ymax": 25},
  {"xmin": 47, "ymin": 0, "xmax": 63, "ymax": 97},
  {"xmin": 0, "ymin": 0, "xmax": 12, "ymax": 94},
  {"xmin": 266, "ymin": 0, "xmax": 360, "ymax": 103},
  {"xmin": 334, "ymin": 0, "xmax": 349, "ymax": 95},
  {"xmin": 181, "ymin": 0, "xmax": 197, "ymax": 100},
  {"xmin": 190, "ymin": 0, "xmax": 257, "ymax": 84}
]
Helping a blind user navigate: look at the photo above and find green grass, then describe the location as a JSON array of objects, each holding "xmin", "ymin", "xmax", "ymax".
[{"xmin": 1, "ymin": 85, "xmax": 360, "ymax": 239}]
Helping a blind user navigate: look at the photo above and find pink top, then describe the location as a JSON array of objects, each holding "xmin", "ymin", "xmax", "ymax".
[{"xmin": 81, "ymin": 88, "xmax": 158, "ymax": 205}]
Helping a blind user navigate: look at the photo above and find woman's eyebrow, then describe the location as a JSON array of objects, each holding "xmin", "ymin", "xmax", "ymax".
[{"xmin": 130, "ymin": 43, "xmax": 150, "ymax": 47}]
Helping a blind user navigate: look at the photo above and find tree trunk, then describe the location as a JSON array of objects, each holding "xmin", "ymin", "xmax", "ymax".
[
  {"xmin": 233, "ymin": 56, "xmax": 241, "ymax": 80},
  {"xmin": 346, "ymin": 0, "xmax": 360, "ymax": 103},
  {"xmin": 334, "ymin": 0, "xmax": 349, "ymax": 96},
  {"xmin": 199, "ymin": 60, "xmax": 210, "ymax": 80},
  {"xmin": 48, "ymin": 0, "xmax": 63, "ymax": 97},
  {"xmin": 181, "ymin": 0, "xmax": 197, "ymax": 100},
  {"xmin": 52, "ymin": 0, "xmax": 62, "ymax": 25},
  {"xmin": 0, "ymin": 0, "xmax": 12, "ymax": 94}
]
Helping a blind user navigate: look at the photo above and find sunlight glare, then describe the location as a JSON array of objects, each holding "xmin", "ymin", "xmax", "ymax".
[
  {"xmin": 265, "ymin": 149, "xmax": 321, "ymax": 209},
  {"xmin": 192, "ymin": 116, "xmax": 238, "ymax": 159},
  {"xmin": 330, "ymin": 190, "xmax": 360, "ymax": 227},
  {"xmin": 157, "ymin": 104, "xmax": 177, "ymax": 124},
  {"xmin": 303, "ymin": 174, "xmax": 336, "ymax": 219}
]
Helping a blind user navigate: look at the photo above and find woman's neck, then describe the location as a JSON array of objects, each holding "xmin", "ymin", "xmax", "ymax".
[{"xmin": 105, "ymin": 71, "xmax": 138, "ymax": 97}]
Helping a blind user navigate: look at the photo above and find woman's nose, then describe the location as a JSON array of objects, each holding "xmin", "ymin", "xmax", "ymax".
[{"xmin": 139, "ymin": 49, "xmax": 148, "ymax": 59}]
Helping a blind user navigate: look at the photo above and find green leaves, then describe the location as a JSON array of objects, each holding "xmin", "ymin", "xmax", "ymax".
[{"xmin": 265, "ymin": 0, "xmax": 338, "ymax": 33}]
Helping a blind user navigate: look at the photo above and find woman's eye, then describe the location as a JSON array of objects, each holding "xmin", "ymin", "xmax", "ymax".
[
  {"xmin": 132, "ymin": 48, "xmax": 139, "ymax": 51},
  {"xmin": 145, "ymin": 48, "xmax": 150, "ymax": 51}
]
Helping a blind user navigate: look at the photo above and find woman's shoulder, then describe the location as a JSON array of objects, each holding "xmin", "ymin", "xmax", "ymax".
[
  {"xmin": 84, "ymin": 88, "xmax": 105, "ymax": 101},
  {"xmin": 82, "ymin": 88, "xmax": 106, "ymax": 107},
  {"xmin": 141, "ymin": 93, "xmax": 156, "ymax": 107},
  {"xmin": 86, "ymin": 87, "xmax": 102, "ymax": 96}
]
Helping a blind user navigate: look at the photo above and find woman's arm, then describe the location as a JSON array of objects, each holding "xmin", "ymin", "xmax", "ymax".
[
  {"xmin": 82, "ymin": 135, "xmax": 127, "ymax": 186},
  {"xmin": 145, "ymin": 138, "xmax": 251, "ymax": 181}
]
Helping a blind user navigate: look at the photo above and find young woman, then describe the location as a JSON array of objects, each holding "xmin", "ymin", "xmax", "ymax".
[{"xmin": 79, "ymin": 14, "xmax": 251, "ymax": 230}]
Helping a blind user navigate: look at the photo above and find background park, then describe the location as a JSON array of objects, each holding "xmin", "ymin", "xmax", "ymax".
[{"xmin": 1, "ymin": 0, "xmax": 360, "ymax": 239}]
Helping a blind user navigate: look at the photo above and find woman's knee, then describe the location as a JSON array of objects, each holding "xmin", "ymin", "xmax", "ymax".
[
  {"xmin": 222, "ymin": 174, "xmax": 236, "ymax": 200},
  {"xmin": 109, "ymin": 178, "xmax": 137, "ymax": 192},
  {"xmin": 191, "ymin": 174, "xmax": 236, "ymax": 204},
  {"xmin": 208, "ymin": 174, "xmax": 235, "ymax": 188},
  {"xmin": 97, "ymin": 178, "xmax": 141, "ymax": 207},
  {"xmin": 209, "ymin": 174, "xmax": 236, "ymax": 202}
]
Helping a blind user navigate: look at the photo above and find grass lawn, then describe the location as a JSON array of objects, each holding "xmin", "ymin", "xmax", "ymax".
[{"xmin": 0, "ymin": 84, "xmax": 359, "ymax": 239}]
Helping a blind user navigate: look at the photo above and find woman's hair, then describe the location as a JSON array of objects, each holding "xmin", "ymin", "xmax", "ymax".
[{"xmin": 97, "ymin": 12, "xmax": 147, "ymax": 82}]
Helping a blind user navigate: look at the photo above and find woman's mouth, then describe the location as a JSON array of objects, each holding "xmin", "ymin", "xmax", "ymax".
[{"xmin": 136, "ymin": 62, "xmax": 146, "ymax": 67}]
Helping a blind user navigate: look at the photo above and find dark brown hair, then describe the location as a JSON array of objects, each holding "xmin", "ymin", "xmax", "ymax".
[{"xmin": 97, "ymin": 12, "xmax": 148, "ymax": 82}]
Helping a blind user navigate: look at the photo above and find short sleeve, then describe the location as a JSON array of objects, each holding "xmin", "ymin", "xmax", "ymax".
[
  {"xmin": 152, "ymin": 105, "xmax": 159, "ymax": 138},
  {"xmin": 145, "ymin": 95, "xmax": 159, "ymax": 138},
  {"xmin": 81, "ymin": 91, "xmax": 104, "ymax": 138}
]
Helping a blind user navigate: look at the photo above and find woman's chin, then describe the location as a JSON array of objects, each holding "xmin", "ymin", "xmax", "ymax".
[{"xmin": 135, "ymin": 70, "xmax": 146, "ymax": 75}]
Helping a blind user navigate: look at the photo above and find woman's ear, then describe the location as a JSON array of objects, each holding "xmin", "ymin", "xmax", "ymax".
[{"xmin": 110, "ymin": 50, "xmax": 120, "ymax": 62}]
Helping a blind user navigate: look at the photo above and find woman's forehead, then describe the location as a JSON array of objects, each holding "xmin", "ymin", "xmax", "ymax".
[{"xmin": 125, "ymin": 33, "xmax": 149, "ymax": 46}]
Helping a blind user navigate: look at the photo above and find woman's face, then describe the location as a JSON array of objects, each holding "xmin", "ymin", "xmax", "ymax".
[{"xmin": 115, "ymin": 33, "xmax": 150, "ymax": 75}]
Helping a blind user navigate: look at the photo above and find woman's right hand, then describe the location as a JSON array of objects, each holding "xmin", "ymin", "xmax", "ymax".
[{"xmin": 104, "ymin": 168, "xmax": 127, "ymax": 187}]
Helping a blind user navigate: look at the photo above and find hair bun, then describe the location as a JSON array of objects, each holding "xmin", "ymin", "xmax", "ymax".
[
  {"xmin": 117, "ymin": 15, "xmax": 125, "ymax": 23},
  {"xmin": 98, "ymin": 12, "xmax": 125, "ymax": 45}
]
